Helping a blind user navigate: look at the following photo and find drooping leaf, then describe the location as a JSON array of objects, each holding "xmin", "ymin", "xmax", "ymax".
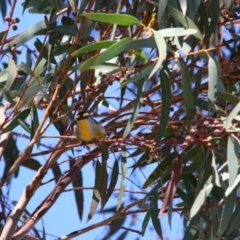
[
  {"xmin": 179, "ymin": 61, "xmax": 194, "ymax": 129},
  {"xmin": 227, "ymin": 135, "xmax": 239, "ymax": 187},
  {"xmin": 123, "ymin": 78, "xmax": 144, "ymax": 138},
  {"xmin": 157, "ymin": 71, "xmax": 171, "ymax": 139},
  {"xmin": 190, "ymin": 177, "xmax": 213, "ymax": 218},
  {"xmin": 117, "ymin": 150, "xmax": 127, "ymax": 211},
  {"xmin": 150, "ymin": 191, "xmax": 163, "ymax": 239},
  {"xmin": 157, "ymin": 0, "xmax": 168, "ymax": 23},
  {"xmin": 141, "ymin": 209, "xmax": 151, "ymax": 236},
  {"xmin": 87, "ymin": 160, "xmax": 101, "ymax": 222},
  {"xmin": 167, "ymin": 6, "xmax": 202, "ymax": 40},
  {"xmin": 205, "ymin": 0, "xmax": 219, "ymax": 42},
  {"xmin": 100, "ymin": 142, "xmax": 108, "ymax": 210},
  {"xmin": 159, "ymin": 156, "xmax": 181, "ymax": 215},
  {"xmin": 71, "ymin": 159, "xmax": 84, "ymax": 221},
  {"xmin": 148, "ymin": 30, "xmax": 167, "ymax": 78},
  {"xmin": 219, "ymin": 188, "xmax": 237, "ymax": 236},
  {"xmin": 208, "ymin": 53, "xmax": 219, "ymax": 108},
  {"xmin": 106, "ymin": 159, "xmax": 119, "ymax": 204}
]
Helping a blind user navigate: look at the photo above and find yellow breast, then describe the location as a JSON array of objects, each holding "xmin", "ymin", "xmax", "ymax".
[{"xmin": 78, "ymin": 119, "xmax": 94, "ymax": 141}]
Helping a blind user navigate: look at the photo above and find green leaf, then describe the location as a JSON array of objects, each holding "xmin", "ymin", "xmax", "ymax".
[
  {"xmin": 80, "ymin": 38, "xmax": 159, "ymax": 71},
  {"xmin": 0, "ymin": 58, "xmax": 18, "ymax": 98},
  {"xmin": 190, "ymin": 177, "xmax": 213, "ymax": 218},
  {"xmin": 2, "ymin": 108, "xmax": 31, "ymax": 134},
  {"xmin": 211, "ymin": 150, "xmax": 221, "ymax": 187},
  {"xmin": 143, "ymin": 152, "xmax": 176, "ymax": 188},
  {"xmin": 219, "ymin": 188, "xmax": 237, "ymax": 236},
  {"xmin": 183, "ymin": 216, "xmax": 199, "ymax": 240},
  {"xmin": 227, "ymin": 136, "xmax": 239, "ymax": 187},
  {"xmin": 72, "ymin": 40, "xmax": 115, "ymax": 57},
  {"xmin": 167, "ymin": 6, "xmax": 202, "ymax": 40},
  {"xmin": 71, "ymin": 160, "xmax": 84, "ymax": 221},
  {"xmin": 123, "ymin": 78, "xmax": 144, "ymax": 138},
  {"xmin": 227, "ymin": 198, "xmax": 240, "ymax": 234},
  {"xmin": 223, "ymin": 0, "xmax": 231, "ymax": 7},
  {"xmin": 150, "ymin": 191, "xmax": 163, "ymax": 239},
  {"xmin": 215, "ymin": 91, "xmax": 239, "ymax": 105},
  {"xmin": 149, "ymin": 30, "xmax": 167, "ymax": 78},
  {"xmin": 21, "ymin": 158, "xmax": 41, "ymax": 171},
  {"xmin": 208, "ymin": 53, "xmax": 219, "ymax": 107},
  {"xmin": 159, "ymin": 28, "xmax": 197, "ymax": 37},
  {"xmin": 100, "ymin": 142, "xmax": 108, "ymax": 210},
  {"xmin": 122, "ymin": 63, "xmax": 156, "ymax": 87},
  {"xmin": 180, "ymin": 61, "xmax": 194, "ymax": 129},
  {"xmin": 157, "ymin": 71, "xmax": 171, "ymax": 139},
  {"xmin": 0, "ymin": 31, "xmax": 6, "ymax": 45},
  {"xmin": 117, "ymin": 150, "xmax": 127, "ymax": 211},
  {"xmin": 157, "ymin": 0, "xmax": 167, "ymax": 23},
  {"xmin": 8, "ymin": 21, "xmax": 47, "ymax": 47},
  {"xmin": 0, "ymin": 0, "xmax": 7, "ymax": 22},
  {"xmin": 34, "ymin": 38, "xmax": 57, "ymax": 64},
  {"xmin": 193, "ymin": 69, "xmax": 202, "ymax": 97},
  {"xmin": 18, "ymin": 119, "xmax": 31, "ymax": 133},
  {"xmin": 159, "ymin": 156, "xmax": 181, "ymax": 215},
  {"xmin": 55, "ymin": 25, "xmax": 77, "ymax": 36},
  {"xmin": 31, "ymin": 104, "xmax": 40, "ymax": 146},
  {"xmin": 87, "ymin": 160, "xmax": 101, "ymax": 222},
  {"xmin": 95, "ymin": 38, "xmax": 133, "ymax": 66},
  {"xmin": 18, "ymin": 85, "xmax": 44, "ymax": 110},
  {"xmin": 81, "ymin": 13, "xmax": 140, "ymax": 26},
  {"xmin": 205, "ymin": 0, "xmax": 219, "ymax": 42},
  {"xmin": 141, "ymin": 209, "xmax": 151, "ymax": 236},
  {"xmin": 106, "ymin": 159, "xmax": 119, "ymax": 204},
  {"xmin": 49, "ymin": 0, "xmax": 66, "ymax": 10},
  {"xmin": 225, "ymin": 101, "xmax": 240, "ymax": 129}
]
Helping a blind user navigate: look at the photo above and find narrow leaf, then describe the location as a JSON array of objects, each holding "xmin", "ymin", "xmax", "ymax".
[
  {"xmin": 180, "ymin": 61, "xmax": 194, "ymax": 129},
  {"xmin": 123, "ymin": 78, "xmax": 144, "ymax": 138},
  {"xmin": 141, "ymin": 210, "xmax": 151, "ymax": 236},
  {"xmin": 150, "ymin": 191, "xmax": 163, "ymax": 239},
  {"xmin": 117, "ymin": 150, "xmax": 127, "ymax": 211},
  {"xmin": 219, "ymin": 188, "xmax": 237, "ymax": 236},
  {"xmin": 208, "ymin": 54, "xmax": 219, "ymax": 106},
  {"xmin": 190, "ymin": 177, "xmax": 213, "ymax": 218},
  {"xmin": 157, "ymin": 71, "xmax": 171, "ymax": 139},
  {"xmin": 81, "ymin": 13, "xmax": 140, "ymax": 26},
  {"xmin": 87, "ymin": 161, "xmax": 101, "ymax": 221},
  {"xmin": 167, "ymin": 6, "xmax": 202, "ymax": 40},
  {"xmin": 227, "ymin": 135, "xmax": 239, "ymax": 187},
  {"xmin": 106, "ymin": 159, "xmax": 119, "ymax": 203},
  {"xmin": 95, "ymin": 38, "xmax": 133, "ymax": 66},
  {"xmin": 149, "ymin": 30, "xmax": 167, "ymax": 78},
  {"xmin": 72, "ymin": 40, "xmax": 115, "ymax": 57},
  {"xmin": 159, "ymin": 156, "xmax": 182, "ymax": 215}
]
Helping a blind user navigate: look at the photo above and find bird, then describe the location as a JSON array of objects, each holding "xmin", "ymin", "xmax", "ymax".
[{"xmin": 74, "ymin": 111, "xmax": 106, "ymax": 142}]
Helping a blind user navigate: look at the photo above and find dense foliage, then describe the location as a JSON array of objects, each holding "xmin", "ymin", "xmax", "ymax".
[{"xmin": 1, "ymin": 0, "xmax": 240, "ymax": 239}]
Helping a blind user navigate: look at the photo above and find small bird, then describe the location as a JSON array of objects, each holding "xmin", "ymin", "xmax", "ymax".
[{"xmin": 74, "ymin": 111, "xmax": 106, "ymax": 142}]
